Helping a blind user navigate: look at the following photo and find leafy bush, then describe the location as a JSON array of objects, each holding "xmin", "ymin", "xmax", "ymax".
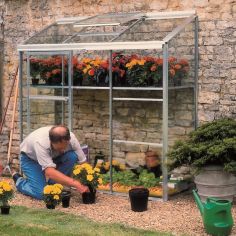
[{"xmin": 168, "ymin": 119, "xmax": 236, "ymax": 174}]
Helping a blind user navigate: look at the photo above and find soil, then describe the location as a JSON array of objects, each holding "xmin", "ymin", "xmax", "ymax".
[{"xmin": 4, "ymin": 177, "xmax": 236, "ymax": 236}]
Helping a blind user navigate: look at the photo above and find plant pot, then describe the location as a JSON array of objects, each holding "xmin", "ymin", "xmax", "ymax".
[
  {"xmin": 61, "ymin": 190, "xmax": 71, "ymax": 208},
  {"xmin": 82, "ymin": 189, "xmax": 96, "ymax": 204},
  {"xmin": 129, "ymin": 188, "xmax": 149, "ymax": 212},
  {"xmin": 1, "ymin": 206, "xmax": 10, "ymax": 214},
  {"xmin": 31, "ymin": 78, "xmax": 39, "ymax": 85},
  {"xmin": 46, "ymin": 204, "xmax": 55, "ymax": 209},
  {"xmin": 194, "ymin": 165, "xmax": 236, "ymax": 202},
  {"xmin": 73, "ymin": 77, "xmax": 83, "ymax": 86},
  {"xmin": 173, "ymin": 77, "xmax": 182, "ymax": 86}
]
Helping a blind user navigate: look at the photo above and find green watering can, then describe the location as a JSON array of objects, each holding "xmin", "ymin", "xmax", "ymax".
[{"xmin": 192, "ymin": 190, "xmax": 234, "ymax": 236}]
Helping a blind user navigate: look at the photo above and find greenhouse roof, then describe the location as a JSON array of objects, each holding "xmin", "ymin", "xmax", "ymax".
[{"xmin": 18, "ymin": 10, "xmax": 196, "ymax": 51}]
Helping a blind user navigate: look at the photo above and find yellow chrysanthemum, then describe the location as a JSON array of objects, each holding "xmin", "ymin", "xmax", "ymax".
[
  {"xmin": 53, "ymin": 195, "xmax": 59, "ymax": 200},
  {"xmin": 95, "ymin": 163, "xmax": 102, "ymax": 168},
  {"xmin": 81, "ymin": 163, "xmax": 92, "ymax": 169},
  {"xmin": 52, "ymin": 187, "xmax": 62, "ymax": 195},
  {"xmin": 43, "ymin": 185, "xmax": 53, "ymax": 194},
  {"xmin": 87, "ymin": 175, "xmax": 94, "ymax": 181},
  {"xmin": 98, "ymin": 178, "xmax": 103, "ymax": 185},
  {"xmin": 82, "ymin": 58, "xmax": 92, "ymax": 63},
  {"xmin": 73, "ymin": 168, "xmax": 81, "ymax": 175},
  {"xmin": 104, "ymin": 162, "xmax": 110, "ymax": 170},
  {"xmin": 119, "ymin": 164, "xmax": 126, "ymax": 170},
  {"xmin": 112, "ymin": 160, "xmax": 119, "ymax": 166},
  {"xmin": 87, "ymin": 169, "xmax": 95, "ymax": 175},
  {"xmin": 94, "ymin": 167, "xmax": 100, "ymax": 173},
  {"xmin": 138, "ymin": 59, "xmax": 146, "ymax": 65},
  {"xmin": 3, "ymin": 183, "xmax": 12, "ymax": 191},
  {"xmin": 54, "ymin": 184, "xmax": 63, "ymax": 190}
]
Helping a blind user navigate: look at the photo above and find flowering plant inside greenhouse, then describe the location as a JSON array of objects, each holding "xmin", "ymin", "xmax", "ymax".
[
  {"xmin": 29, "ymin": 54, "xmax": 189, "ymax": 87},
  {"xmin": 0, "ymin": 181, "xmax": 14, "ymax": 206},
  {"xmin": 43, "ymin": 183, "xmax": 63, "ymax": 206},
  {"xmin": 95, "ymin": 159, "xmax": 126, "ymax": 174},
  {"xmin": 73, "ymin": 163, "xmax": 102, "ymax": 190}
]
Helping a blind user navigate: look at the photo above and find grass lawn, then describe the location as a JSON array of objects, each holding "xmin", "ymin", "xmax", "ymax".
[{"xmin": 0, "ymin": 206, "xmax": 173, "ymax": 236}]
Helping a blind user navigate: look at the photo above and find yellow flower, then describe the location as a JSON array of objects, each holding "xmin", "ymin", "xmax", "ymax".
[
  {"xmin": 87, "ymin": 169, "xmax": 95, "ymax": 175},
  {"xmin": 95, "ymin": 163, "xmax": 102, "ymax": 168},
  {"xmin": 87, "ymin": 175, "xmax": 94, "ymax": 181},
  {"xmin": 81, "ymin": 163, "xmax": 92, "ymax": 169},
  {"xmin": 2, "ymin": 182, "xmax": 12, "ymax": 191},
  {"xmin": 138, "ymin": 59, "xmax": 146, "ymax": 65},
  {"xmin": 52, "ymin": 186, "xmax": 62, "ymax": 195},
  {"xmin": 73, "ymin": 168, "xmax": 81, "ymax": 175},
  {"xmin": 104, "ymin": 162, "xmax": 110, "ymax": 170},
  {"xmin": 43, "ymin": 185, "xmax": 53, "ymax": 194},
  {"xmin": 0, "ymin": 189, "xmax": 3, "ymax": 194},
  {"xmin": 98, "ymin": 178, "xmax": 103, "ymax": 185},
  {"xmin": 94, "ymin": 167, "xmax": 100, "ymax": 173},
  {"xmin": 119, "ymin": 164, "xmax": 126, "ymax": 170},
  {"xmin": 53, "ymin": 195, "xmax": 59, "ymax": 200},
  {"xmin": 112, "ymin": 160, "xmax": 119, "ymax": 166},
  {"xmin": 82, "ymin": 58, "xmax": 92, "ymax": 63},
  {"xmin": 54, "ymin": 184, "xmax": 63, "ymax": 190}
]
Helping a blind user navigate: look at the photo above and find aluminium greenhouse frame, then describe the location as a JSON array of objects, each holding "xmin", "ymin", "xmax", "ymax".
[{"xmin": 17, "ymin": 10, "xmax": 199, "ymax": 201}]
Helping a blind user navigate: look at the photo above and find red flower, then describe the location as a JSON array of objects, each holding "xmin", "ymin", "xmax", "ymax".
[
  {"xmin": 88, "ymin": 68, "xmax": 95, "ymax": 76},
  {"xmin": 150, "ymin": 65, "xmax": 157, "ymax": 72},
  {"xmin": 174, "ymin": 64, "xmax": 181, "ymax": 70}
]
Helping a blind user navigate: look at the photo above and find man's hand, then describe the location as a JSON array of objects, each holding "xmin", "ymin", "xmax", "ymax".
[
  {"xmin": 45, "ymin": 167, "xmax": 89, "ymax": 193},
  {"xmin": 74, "ymin": 182, "xmax": 89, "ymax": 193}
]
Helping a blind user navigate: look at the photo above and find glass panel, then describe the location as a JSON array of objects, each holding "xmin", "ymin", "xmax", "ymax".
[
  {"xmin": 25, "ymin": 24, "xmax": 85, "ymax": 44},
  {"xmin": 74, "ymin": 12, "xmax": 142, "ymax": 26},
  {"xmin": 115, "ymin": 17, "xmax": 187, "ymax": 42},
  {"xmin": 21, "ymin": 96, "xmax": 68, "ymax": 137},
  {"xmin": 167, "ymin": 18, "xmax": 196, "ymax": 196}
]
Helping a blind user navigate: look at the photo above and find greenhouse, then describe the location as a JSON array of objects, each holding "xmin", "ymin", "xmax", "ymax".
[{"xmin": 17, "ymin": 10, "xmax": 198, "ymax": 201}]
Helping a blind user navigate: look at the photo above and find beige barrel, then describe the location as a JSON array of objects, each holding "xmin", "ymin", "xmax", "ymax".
[{"xmin": 194, "ymin": 165, "xmax": 236, "ymax": 202}]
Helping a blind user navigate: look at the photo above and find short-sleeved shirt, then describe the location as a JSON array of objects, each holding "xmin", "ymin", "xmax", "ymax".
[{"xmin": 20, "ymin": 126, "xmax": 86, "ymax": 170}]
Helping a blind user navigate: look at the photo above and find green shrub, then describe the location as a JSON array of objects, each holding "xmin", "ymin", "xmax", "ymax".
[{"xmin": 168, "ymin": 119, "xmax": 236, "ymax": 174}]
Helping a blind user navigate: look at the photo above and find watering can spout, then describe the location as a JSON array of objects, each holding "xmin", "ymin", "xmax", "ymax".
[{"xmin": 192, "ymin": 189, "xmax": 204, "ymax": 216}]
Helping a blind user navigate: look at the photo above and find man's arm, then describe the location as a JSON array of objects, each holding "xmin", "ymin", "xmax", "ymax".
[{"xmin": 45, "ymin": 167, "xmax": 89, "ymax": 193}]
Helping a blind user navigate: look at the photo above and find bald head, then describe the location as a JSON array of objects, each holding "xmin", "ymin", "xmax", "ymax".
[{"xmin": 49, "ymin": 125, "xmax": 70, "ymax": 143}]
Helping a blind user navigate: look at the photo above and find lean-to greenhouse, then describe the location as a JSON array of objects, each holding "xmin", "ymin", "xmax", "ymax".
[{"xmin": 17, "ymin": 10, "xmax": 199, "ymax": 201}]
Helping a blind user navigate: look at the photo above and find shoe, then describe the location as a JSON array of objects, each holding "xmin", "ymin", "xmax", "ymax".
[{"xmin": 12, "ymin": 173, "xmax": 23, "ymax": 184}]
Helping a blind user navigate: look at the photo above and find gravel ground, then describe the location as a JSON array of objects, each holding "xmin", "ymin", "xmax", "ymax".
[{"xmin": 3, "ymin": 178, "xmax": 236, "ymax": 236}]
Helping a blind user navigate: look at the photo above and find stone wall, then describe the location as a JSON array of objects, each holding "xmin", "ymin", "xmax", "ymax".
[{"xmin": 0, "ymin": 0, "xmax": 235, "ymax": 167}]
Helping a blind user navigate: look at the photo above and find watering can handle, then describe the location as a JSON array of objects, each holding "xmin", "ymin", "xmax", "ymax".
[{"xmin": 207, "ymin": 197, "xmax": 219, "ymax": 203}]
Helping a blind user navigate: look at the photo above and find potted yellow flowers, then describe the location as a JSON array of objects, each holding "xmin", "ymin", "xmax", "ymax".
[
  {"xmin": 43, "ymin": 184, "xmax": 63, "ymax": 209},
  {"xmin": 0, "ymin": 181, "xmax": 14, "ymax": 214},
  {"xmin": 73, "ymin": 163, "xmax": 102, "ymax": 204}
]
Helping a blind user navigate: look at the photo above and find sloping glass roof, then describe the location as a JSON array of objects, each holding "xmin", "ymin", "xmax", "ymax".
[{"xmin": 18, "ymin": 10, "xmax": 196, "ymax": 51}]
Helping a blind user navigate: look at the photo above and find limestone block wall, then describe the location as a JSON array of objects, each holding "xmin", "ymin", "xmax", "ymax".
[
  {"xmin": 0, "ymin": 0, "xmax": 235, "ymax": 168},
  {"xmin": 71, "ymin": 89, "xmax": 194, "ymax": 162}
]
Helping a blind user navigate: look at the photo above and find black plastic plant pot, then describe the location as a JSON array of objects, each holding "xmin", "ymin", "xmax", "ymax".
[
  {"xmin": 82, "ymin": 189, "xmax": 96, "ymax": 204},
  {"xmin": 61, "ymin": 190, "xmax": 71, "ymax": 208},
  {"xmin": 1, "ymin": 206, "xmax": 10, "ymax": 214},
  {"xmin": 46, "ymin": 204, "xmax": 55, "ymax": 209},
  {"xmin": 129, "ymin": 188, "xmax": 149, "ymax": 212}
]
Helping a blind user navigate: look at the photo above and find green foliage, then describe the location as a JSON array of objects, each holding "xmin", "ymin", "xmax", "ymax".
[
  {"xmin": 126, "ymin": 65, "xmax": 148, "ymax": 86},
  {"xmin": 168, "ymin": 119, "xmax": 236, "ymax": 174},
  {"xmin": 138, "ymin": 170, "xmax": 159, "ymax": 188},
  {"xmin": 101, "ymin": 168, "xmax": 160, "ymax": 188},
  {"xmin": 101, "ymin": 169, "xmax": 139, "ymax": 186}
]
